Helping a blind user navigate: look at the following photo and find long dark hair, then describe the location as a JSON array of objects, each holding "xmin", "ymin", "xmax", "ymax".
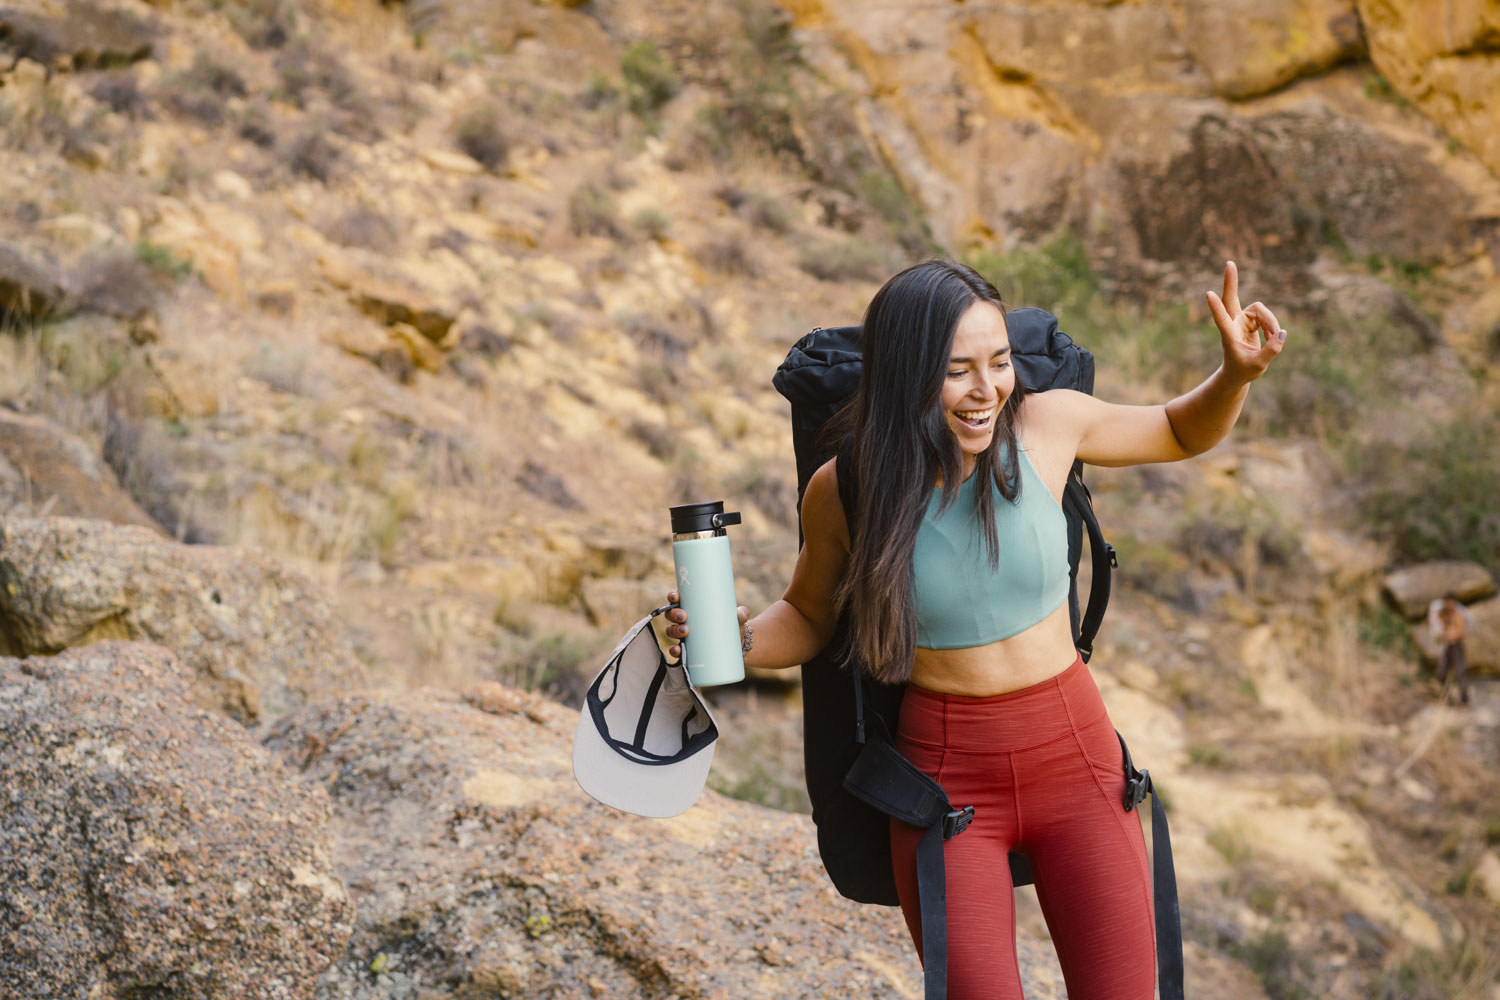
[{"xmin": 833, "ymin": 259, "xmax": 1027, "ymax": 684}]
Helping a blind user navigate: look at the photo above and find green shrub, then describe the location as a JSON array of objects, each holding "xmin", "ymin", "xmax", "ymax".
[
  {"xmin": 568, "ymin": 185, "xmax": 622, "ymax": 239},
  {"xmin": 228, "ymin": 0, "xmax": 296, "ymax": 49},
  {"xmin": 135, "ymin": 240, "xmax": 192, "ymax": 281},
  {"xmin": 698, "ymin": 235, "xmax": 758, "ymax": 277},
  {"xmin": 286, "ymin": 127, "xmax": 338, "ymax": 182},
  {"xmin": 621, "ymin": 42, "xmax": 679, "ymax": 116},
  {"xmin": 709, "ymin": 759, "xmax": 808, "ymax": 812},
  {"xmin": 745, "ymin": 193, "xmax": 794, "ymax": 233},
  {"xmin": 1186, "ymin": 743, "xmax": 1227, "ymax": 768},
  {"xmin": 1236, "ymin": 926, "xmax": 1312, "ymax": 1000},
  {"xmin": 1359, "ymin": 415, "xmax": 1500, "ymax": 576},
  {"xmin": 1381, "ymin": 942, "xmax": 1499, "ymax": 1000},
  {"xmin": 631, "ymin": 206, "xmax": 671, "ymax": 240},
  {"xmin": 857, "ymin": 167, "xmax": 932, "ymax": 255},
  {"xmin": 157, "ymin": 51, "xmax": 246, "ymax": 126},
  {"xmin": 1363, "ymin": 72, "xmax": 1411, "ymax": 109},
  {"xmin": 504, "ymin": 631, "xmax": 595, "ymax": 696},
  {"xmin": 1109, "ymin": 531, "xmax": 1193, "ymax": 607},
  {"xmin": 965, "ymin": 231, "xmax": 1098, "ymax": 317},
  {"xmin": 796, "ymin": 238, "xmax": 888, "ymax": 283},
  {"xmin": 1357, "ymin": 604, "xmax": 1419, "ymax": 662},
  {"xmin": 1208, "ymin": 825, "xmax": 1253, "ymax": 866}
]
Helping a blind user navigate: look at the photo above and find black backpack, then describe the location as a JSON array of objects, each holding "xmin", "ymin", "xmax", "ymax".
[{"xmin": 772, "ymin": 308, "xmax": 1183, "ymax": 1000}]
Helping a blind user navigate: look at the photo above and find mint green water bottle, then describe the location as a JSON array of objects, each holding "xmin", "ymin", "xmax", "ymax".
[{"xmin": 670, "ymin": 501, "xmax": 745, "ymax": 687}]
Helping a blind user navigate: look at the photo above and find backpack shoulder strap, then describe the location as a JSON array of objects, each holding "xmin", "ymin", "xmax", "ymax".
[
  {"xmin": 834, "ymin": 433, "xmax": 858, "ymax": 536},
  {"xmin": 1062, "ymin": 468, "xmax": 1115, "ymax": 663}
]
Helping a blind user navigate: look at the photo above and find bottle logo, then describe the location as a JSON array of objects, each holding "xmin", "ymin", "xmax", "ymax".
[{"xmin": 678, "ymin": 566, "xmax": 690, "ymax": 587}]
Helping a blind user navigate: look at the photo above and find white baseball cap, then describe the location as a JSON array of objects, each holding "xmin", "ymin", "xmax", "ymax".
[{"xmin": 572, "ymin": 607, "xmax": 719, "ymax": 818}]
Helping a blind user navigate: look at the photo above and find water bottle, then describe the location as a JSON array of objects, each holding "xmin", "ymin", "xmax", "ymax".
[{"xmin": 669, "ymin": 501, "xmax": 745, "ymax": 687}]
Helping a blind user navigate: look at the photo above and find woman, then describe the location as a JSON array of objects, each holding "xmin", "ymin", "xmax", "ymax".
[{"xmin": 666, "ymin": 258, "xmax": 1286, "ymax": 999}]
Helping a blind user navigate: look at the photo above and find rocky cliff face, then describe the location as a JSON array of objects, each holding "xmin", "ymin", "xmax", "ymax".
[
  {"xmin": 788, "ymin": 0, "xmax": 1499, "ymax": 296},
  {"xmin": 1358, "ymin": 0, "xmax": 1500, "ymax": 179},
  {"xmin": 0, "ymin": 642, "xmax": 353, "ymax": 999}
]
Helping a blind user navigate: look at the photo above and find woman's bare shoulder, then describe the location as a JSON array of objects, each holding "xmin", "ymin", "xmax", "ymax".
[
  {"xmin": 1018, "ymin": 389, "xmax": 1088, "ymax": 446},
  {"xmin": 804, "ymin": 457, "xmax": 851, "ymax": 551}
]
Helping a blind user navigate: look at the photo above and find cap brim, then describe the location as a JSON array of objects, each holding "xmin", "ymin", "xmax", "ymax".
[
  {"xmin": 572, "ymin": 707, "xmax": 716, "ymax": 818},
  {"xmin": 571, "ymin": 611, "xmax": 718, "ymax": 818}
]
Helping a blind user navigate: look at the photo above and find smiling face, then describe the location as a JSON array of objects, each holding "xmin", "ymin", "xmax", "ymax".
[{"xmin": 940, "ymin": 300, "xmax": 1014, "ymax": 475}]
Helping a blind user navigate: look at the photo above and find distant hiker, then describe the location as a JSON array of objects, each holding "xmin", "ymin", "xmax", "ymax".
[
  {"xmin": 665, "ymin": 257, "xmax": 1287, "ymax": 999},
  {"xmin": 1428, "ymin": 593, "xmax": 1471, "ymax": 705}
]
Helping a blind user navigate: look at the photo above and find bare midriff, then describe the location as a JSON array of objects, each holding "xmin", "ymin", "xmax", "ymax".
[{"xmin": 909, "ymin": 601, "xmax": 1079, "ymax": 696}]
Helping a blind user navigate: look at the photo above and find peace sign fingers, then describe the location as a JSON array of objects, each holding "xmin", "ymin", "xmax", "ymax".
[{"xmin": 1221, "ymin": 260, "xmax": 1242, "ymax": 318}]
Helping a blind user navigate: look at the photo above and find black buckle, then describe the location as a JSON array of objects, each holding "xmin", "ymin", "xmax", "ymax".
[
  {"xmin": 1106, "ymin": 543, "xmax": 1119, "ymax": 569},
  {"xmin": 942, "ymin": 805, "xmax": 975, "ymax": 839},
  {"xmin": 1123, "ymin": 768, "xmax": 1151, "ymax": 813}
]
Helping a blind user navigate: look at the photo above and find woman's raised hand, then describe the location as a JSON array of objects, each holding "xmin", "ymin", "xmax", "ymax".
[
  {"xmin": 1205, "ymin": 261, "xmax": 1287, "ymax": 384},
  {"xmin": 662, "ymin": 589, "xmax": 749, "ymax": 661}
]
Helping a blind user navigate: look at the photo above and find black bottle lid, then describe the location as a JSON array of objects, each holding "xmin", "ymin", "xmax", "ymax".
[{"xmin": 670, "ymin": 501, "xmax": 741, "ymax": 534}]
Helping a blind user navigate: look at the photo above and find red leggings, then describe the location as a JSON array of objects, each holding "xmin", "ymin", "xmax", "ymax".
[{"xmin": 890, "ymin": 656, "xmax": 1155, "ymax": 1000}]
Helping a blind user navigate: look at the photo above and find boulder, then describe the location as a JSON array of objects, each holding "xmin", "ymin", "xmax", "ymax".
[
  {"xmin": 352, "ymin": 280, "xmax": 457, "ymax": 343},
  {"xmin": 265, "ymin": 687, "xmax": 1066, "ymax": 999},
  {"xmin": 580, "ymin": 575, "xmax": 667, "ymax": 631},
  {"xmin": 0, "ymin": 243, "xmax": 65, "ymax": 322},
  {"xmin": 1473, "ymin": 851, "xmax": 1500, "ymax": 902},
  {"xmin": 0, "ymin": 642, "xmax": 353, "ymax": 998},
  {"xmin": 1247, "ymin": 104, "xmax": 1473, "ymax": 265},
  {"xmin": 1383, "ymin": 561, "xmax": 1497, "ymax": 620},
  {"xmin": 0, "ymin": 2, "xmax": 155, "ymax": 71},
  {"xmin": 0, "ymin": 518, "xmax": 367, "ymax": 722},
  {"xmin": 1357, "ymin": 0, "xmax": 1500, "ymax": 181},
  {"xmin": 0, "ymin": 409, "xmax": 161, "ymax": 530},
  {"xmin": 1097, "ymin": 98, "xmax": 1473, "ymax": 290},
  {"xmin": 1413, "ymin": 596, "xmax": 1500, "ymax": 677},
  {"xmin": 1309, "ymin": 271, "xmax": 1442, "ymax": 351},
  {"xmin": 1182, "ymin": 0, "xmax": 1366, "ymax": 99}
]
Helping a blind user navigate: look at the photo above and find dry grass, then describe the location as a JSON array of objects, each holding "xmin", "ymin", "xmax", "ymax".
[{"xmin": 454, "ymin": 104, "xmax": 509, "ymax": 172}]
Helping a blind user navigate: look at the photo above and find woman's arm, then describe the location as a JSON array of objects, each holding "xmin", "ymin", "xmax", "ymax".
[
  {"xmin": 1045, "ymin": 261, "xmax": 1286, "ymax": 468},
  {"xmin": 665, "ymin": 458, "xmax": 850, "ymax": 670}
]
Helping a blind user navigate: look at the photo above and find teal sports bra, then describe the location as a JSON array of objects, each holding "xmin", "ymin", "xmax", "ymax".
[{"xmin": 912, "ymin": 446, "xmax": 1069, "ymax": 649}]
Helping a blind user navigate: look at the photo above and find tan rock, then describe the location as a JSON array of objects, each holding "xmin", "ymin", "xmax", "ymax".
[
  {"xmin": 1301, "ymin": 528, "xmax": 1389, "ymax": 593},
  {"xmin": 146, "ymin": 354, "xmax": 223, "ymax": 419},
  {"xmin": 1182, "ymin": 0, "xmax": 1365, "ymax": 99},
  {"xmin": 1358, "ymin": 0, "xmax": 1500, "ymax": 179},
  {"xmin": 388, "ymin": 321, "xmax": 445, "ymax": 373},
  {"xmin": 352, "ymin": 279, "xmax": 456, "ymax": 342},
  {"xmin": 1383, "ymin": 562, "xmax": 1497, "ymax": 619},
  {"xmin": 317, "ymin": 250, "xmax": 363, "ymax": 290},
  {"xmin": 253, "ymin": 279, "xmax": 298, "ymax": 317},
  {"xmin": 263, "ymin": 689, "xmax": 1068, "ymax": 999},
  {"xmin": 196, "ymin": 203, "xmax": 265, "ymax": 254},
  {"xmin": 0, "ymin": 518, "xmax": 367, "ymax": 722},
  {"xmin": 0, "ymin": 410, "xmax": 160, "ymax": 530},
  {"xmin": 1, "ymin": 642, "xmax": 353, "ymax": 998},
  {"xmin": 0, "ymin": 3, "xmax": 155, "ymax": 72},
  {"xmin": 211, "ymin": 169, "xmax": 254, "ymax": 200},
  {"xmin": 0, "ymin": 243, "xmax": 64, "ymax": 320},
  {"xmin": 37, "ymin": 213, "xmax": 118, "ymax": 249},
  {"xmin": 579, "ymin": 576, "xmax": 667, "ymax": 631},
  {"xmin": 320, "ymin": 322, "xmax": 389, "ymax": 358},
  {"xmin": 401, "ymin": 557, "xmax": 543, "ymax": 603},
  {"xmin": 420, "ymin": 147, "xmax": 484, "ymax": 175},
  {"xmin": 1473, "ymin": 851, "xmax": 1500, "ymax": 901},
  {"xmin": 490, "ymin": 202, "xmax": 547, "ymax": 247}
]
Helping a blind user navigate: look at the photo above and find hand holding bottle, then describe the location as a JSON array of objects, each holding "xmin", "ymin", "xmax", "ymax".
[{"xmin": 663, "ymin": 588, "xmax": 750, "ymax": 662}]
